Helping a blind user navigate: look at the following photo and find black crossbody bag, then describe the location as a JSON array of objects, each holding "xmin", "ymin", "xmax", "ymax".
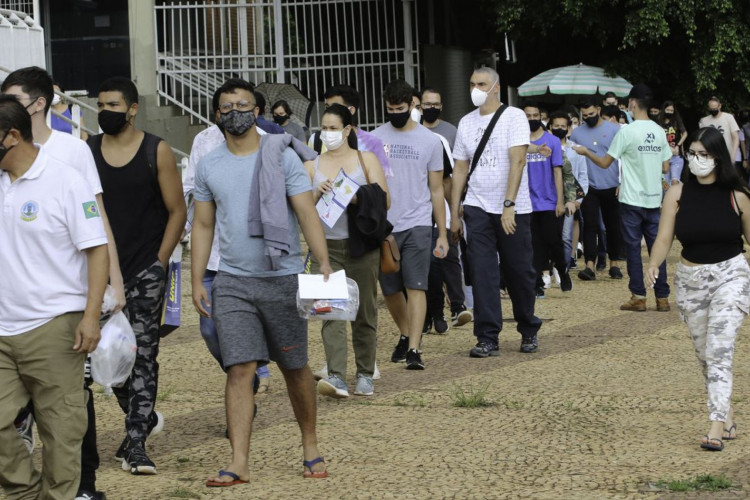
[{"xmin": 459, "ymin": 104, "xmax": 508, "ymax": 286}]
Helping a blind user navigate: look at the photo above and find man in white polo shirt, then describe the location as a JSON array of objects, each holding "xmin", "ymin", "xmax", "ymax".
[
  {"xmin": 3, "ymin": 66, "xmax": 121, "ymax": 500},
  {"xmin": 0, "ymin": 97, "xmax": 109, "ymax": 499}
]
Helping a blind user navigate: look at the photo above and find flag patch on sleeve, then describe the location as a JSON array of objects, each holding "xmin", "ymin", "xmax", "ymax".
[{"xmin": 82, "ymin": 201, "xmax": 100, "ymax": 219}]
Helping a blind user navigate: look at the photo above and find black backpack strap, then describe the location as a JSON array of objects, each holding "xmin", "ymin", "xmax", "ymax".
[
  {"xmin": 461, "ymin": 104, "xmax": 508, "ymax": 203},
  {"xmin": 313, "ymin": 132, "xmax": 322, "ymax": 154},
  {"xmin": 86, "ymin": 133, "xmax": 103, "ymax": 154},
  {"xmin": 142, "ymin": 132, "xmax": 163, "ymax": 196}
]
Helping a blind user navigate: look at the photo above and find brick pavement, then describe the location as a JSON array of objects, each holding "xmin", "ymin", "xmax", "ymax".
[{"xmin": 8, "ymin": 247, "xmax": 750, "ymax": 499}]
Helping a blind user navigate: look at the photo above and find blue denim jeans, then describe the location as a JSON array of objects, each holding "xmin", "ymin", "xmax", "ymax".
[
  {"xmin": 664, "ymin": 155, "xmax": 684, "ymax": 185},
  {"xmin": 619, "ymin": 203, "xmax": 669, "ymax": 298}
]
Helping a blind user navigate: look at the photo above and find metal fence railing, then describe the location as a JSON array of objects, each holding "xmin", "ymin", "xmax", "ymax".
[
  {"xmin": 154, "ymin": 0, "xmax": 420, "ymax": 131},
  {"xmin": 0, "ymin": 7, "xmax": 45, "ymax": 76},
  {"xmin": 0, "ymin": 63, "xmax": 190, "ymax": 163}
]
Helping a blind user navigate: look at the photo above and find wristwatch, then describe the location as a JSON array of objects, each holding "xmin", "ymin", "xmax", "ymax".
[{"xmin": 503, "ymin": 200, "xmax": 515, "ymax": 208}]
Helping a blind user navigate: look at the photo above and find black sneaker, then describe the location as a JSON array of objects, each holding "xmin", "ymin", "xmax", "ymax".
[
  {"xmin": 578, "ymin": 268, "xmax": 596, "ymax": 281},
  {"xmin": 560, "ymin": 270, "xmax": 572, "ymax": 292},
  {"xmin": 405, "ymin": 349, "xmax": 424, "ymax": 370},
  {"xmin": 609, "ymin": 266, "xmax": 623, "ymax": 279},
  {"xmin": 75, "ymin": 490, "xmax": 106, "ymax": 500},
  {"xmin": 536, "ymin": 287, "xmax": 546, "ymax": 299},
  {"xmin": 569, "ymin": 257, "xmax": 577, "ymax": 270},
  {"xmin": 422, "ymin": 317, "xmax": 432, "ymax": 335},
  {"xmin": 469, "ymin": 342, "xmax": 499, "ymax": 358},
  {"xmin": 596, "ymin": 257, "xmax": 606, "ymax": 271},
  {"xmin": 114, "ymin": 436, "xmax": 130, "ymax": 462},
  {"xmin": 433, "ymin": 316, "xmax": 449, "ymax": 334},
  {"xmin": 121, "ymin": 440, "xmax": 156, "ymax": 475},
  {"xmin": 451, "ymin": 307, "xmax": 473, "ymax": 327},
  {"xmin": 391, "ymin": 336, "xmax": 409, "ymax": 363},
  {"xmin": 520, "ymin": 334, "xmax": 538, "ymax": 353}
]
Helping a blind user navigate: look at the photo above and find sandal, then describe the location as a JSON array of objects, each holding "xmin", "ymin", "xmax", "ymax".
[
  {"xmin": 723, "ymin": 424, "xmax": 737, "ymax": 440},
  {"xmin": 700, "ymin": 436, "xmax": 724, "ymax": 451},
  {"xmin": 206, "ymin": 470, "xmax": 249, "ymax": 487},
  {"xmin": 257, "ymin": 378, "xmax": 270, "ymax": 394},
  {"xmin": 302, "ymin": 457, "xmax": 329, "ymax": 478}
]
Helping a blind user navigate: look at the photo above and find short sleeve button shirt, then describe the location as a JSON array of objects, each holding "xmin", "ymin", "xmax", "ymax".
[{"xmin": 453, "ymin": 106, "xmax": 532, "ymax": 214}]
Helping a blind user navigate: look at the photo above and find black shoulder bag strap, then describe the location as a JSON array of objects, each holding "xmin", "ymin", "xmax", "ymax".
[{"xmin": 461, "ymin": 104, "xmax": 508, "ymax": 202}]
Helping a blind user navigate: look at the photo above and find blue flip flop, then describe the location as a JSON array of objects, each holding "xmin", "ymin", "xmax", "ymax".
[
  {"xmin": 206, "ymin": 469, "xmax": 249, "ymax": 487},
  {"xmin": 303, "ymin": 457, "xmax": 329, "ymax": 478}
]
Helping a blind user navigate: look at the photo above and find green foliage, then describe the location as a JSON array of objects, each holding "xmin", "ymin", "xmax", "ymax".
[
  {"xmin": 654, "ymin": 474, "xmax": 733, "ymax": 492},
  {"xmin": 484, "ymin": 0, "xmax": 750, "ymax": 108},
  {"xmin": 452, "ymin": 381, "xmax": 494, "ymax": 408}
]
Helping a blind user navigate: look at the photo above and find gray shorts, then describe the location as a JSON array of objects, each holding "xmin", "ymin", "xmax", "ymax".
[
  {"xmin": 379, "ymin": 226, "xmax": 432, "ymax": 295},
  {"xmin": 211, "ymin": 272, "xmax": 308, "ymax": 370}
]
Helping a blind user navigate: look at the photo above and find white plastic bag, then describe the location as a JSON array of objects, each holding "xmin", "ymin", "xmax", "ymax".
[
  {"xmin": 100, "ymin": 284, "xmax": 118, "ymax": 314},
  {"xmin": 91, "ymin": 311, "xmax": 137, "ymax": 394},
  {"xmin": 297, "ymin": 277, "xmax": 360, "ymax": 321}
]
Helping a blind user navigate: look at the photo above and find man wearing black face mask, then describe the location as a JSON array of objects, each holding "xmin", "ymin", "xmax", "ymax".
[
  {"xmin": 523, "ymin": 102, "xmax": 571, "ymax": 296},
  {"xmin": 87, "ymin": 76, "xmax": 186, "ymax": 476},
  {"xmin": 372, "ymin": 79, "xmax": 449, "ymax": 370},
  {"xmin": 420, "ymin": 88, "xmax": 457, "ymax": 149},
  {"xmin": 570, "ymin": 97, "xmax": 624, "ymax": 281},
  {"xmin": 699, "ymin": 96, "xmax": 740, "ymax": 161}
]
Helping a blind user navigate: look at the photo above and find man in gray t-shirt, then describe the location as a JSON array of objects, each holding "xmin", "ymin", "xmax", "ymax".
[
  {"xmin": 421, "ymin": 88, "xmax": 458, "ymax": 149},
  {"xmin": 372, "ymin": 79, "xmax": 448, "ymax": 371}
]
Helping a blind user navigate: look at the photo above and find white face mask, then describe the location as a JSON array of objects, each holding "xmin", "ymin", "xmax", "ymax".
[
  {"xmin": 471, "ymin": 80, "xmax": 498, "ymax": 107},
  {"xmin": 410, "ymin": 107, "xmax": 422, "ymax": 124},
  {"xmin": 688, "ymin": 155, "xmax": 715, "ymax": 177},
  {"xmin": 52, "ymin": 94, "xmax": 61, "ymax": 106},
  {"xmin": 321, "ymin": 130, "xmax": 346, "ymax": 150}
]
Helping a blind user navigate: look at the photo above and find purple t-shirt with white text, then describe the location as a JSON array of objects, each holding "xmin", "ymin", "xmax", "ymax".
[{"xmin": 526, "ymin": 131, "xmax": 563, "ymax": 212}]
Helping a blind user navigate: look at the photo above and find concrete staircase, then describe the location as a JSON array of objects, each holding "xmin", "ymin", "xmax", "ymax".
[{"xmin": 78, "ymin": 94, "xmax": 207, "ymax": 157}]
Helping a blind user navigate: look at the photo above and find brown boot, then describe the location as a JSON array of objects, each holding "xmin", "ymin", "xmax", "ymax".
[
  {"xmin": 656, "ymin": 298, "xmax": 671, "ymax": 312},
  {"xmin": 620, "ymin": 295, "xmax": 647, "ymax": 311}
]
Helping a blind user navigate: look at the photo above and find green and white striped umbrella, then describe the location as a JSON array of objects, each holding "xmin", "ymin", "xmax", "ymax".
[{"xmin": 518, "ymin": 63, "xmax": 632, "ymax": 97}]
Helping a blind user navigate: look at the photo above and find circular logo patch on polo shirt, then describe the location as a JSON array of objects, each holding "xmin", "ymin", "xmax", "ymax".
[{"xmin": 21, "ymin": 200, "xmax": 39, "ymax": 222}]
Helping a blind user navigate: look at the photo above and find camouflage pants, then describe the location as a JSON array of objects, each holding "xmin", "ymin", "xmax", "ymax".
[
  {"xmin": 675, "ymin": 254, "xmax": 750, "ymax": 422},
  {"xmin": 113, "ymin": 260, "xmax": 166, "ymax": 442}
]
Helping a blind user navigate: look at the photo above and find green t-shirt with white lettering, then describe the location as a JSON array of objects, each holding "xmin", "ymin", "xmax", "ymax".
[{"xmin": 607, "ymin": 120, "xmax": 672, "ymax": 209}]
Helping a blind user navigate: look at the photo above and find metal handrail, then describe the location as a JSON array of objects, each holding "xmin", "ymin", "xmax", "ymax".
[{"xmin": 0, "ymin": 63, "xmax": 189, "ymax": 160}]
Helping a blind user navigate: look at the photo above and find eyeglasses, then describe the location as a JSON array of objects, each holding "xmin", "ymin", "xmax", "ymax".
[
  {"xmin": 421, "ymin": 102, "xmax": 442, "ymax": 109},
  {"xmin": 687, "ymin": 150, "xmax": 713, "ymax": 161},
  {"xmin": 219, "ymin": 100, "xmax": 254, "ymax": 112}
]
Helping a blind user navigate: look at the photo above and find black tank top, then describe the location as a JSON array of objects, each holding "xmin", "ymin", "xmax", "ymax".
[
  {"xmin": 90, "ymin": 132, "xmax": 168, "ymax": 283},
  {"xmin": 674, "ymin": 179, "xmax": 743, "ymax": 264}
]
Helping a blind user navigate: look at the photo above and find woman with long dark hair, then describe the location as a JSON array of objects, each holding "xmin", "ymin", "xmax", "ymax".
[
  {"xmin": 647, "ymin": 127, "xmax": 750, "ymax": 451},
  {"xmin": 306, "ymin": 103, "xmax": 390, "ymax": 399},
  {"xmin": 658, "ymin": 100, "xmax": 687, "ymax": 188}
]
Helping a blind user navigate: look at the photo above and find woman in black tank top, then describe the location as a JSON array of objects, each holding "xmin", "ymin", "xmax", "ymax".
[{"xmin": 647, "ymin": 127, "xmax": 750, "ymax": 451}]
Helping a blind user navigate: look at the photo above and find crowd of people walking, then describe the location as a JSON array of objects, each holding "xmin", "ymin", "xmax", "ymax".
[{"xmin": 1, "ymin": 63, "xmax": 750, "ymax": 499}]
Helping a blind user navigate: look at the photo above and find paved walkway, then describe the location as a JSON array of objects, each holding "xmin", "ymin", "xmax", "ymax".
[{"xmin": 12, "ymin": 246, "xmax": 750, "ymax": 499}]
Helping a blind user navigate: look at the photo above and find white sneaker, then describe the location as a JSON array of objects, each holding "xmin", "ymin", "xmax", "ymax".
[
  {"xmin": 542, "ymin": 273, "xmax": 551, "ymax": 289},
  {"xmin": 313, "ymin": 364, "xmax": 328, "ymax": 381},
  {"xmin": 373, "ymin": 362, "xmax": 381, "ymax": 380},
  {"xmin": 353, "ymin": 375, "xmax": 374, "ymax": 396},
  {"xmin": 552, "ymin": 268, "xmax": 561, "ymax": 288},
  {"xmin": 317, "ymin": 376, "xmax": 349, "ymax": 399},
  {"xmin": 148, "ymin": 411, "xmax": 164, "ymax": 437}
]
